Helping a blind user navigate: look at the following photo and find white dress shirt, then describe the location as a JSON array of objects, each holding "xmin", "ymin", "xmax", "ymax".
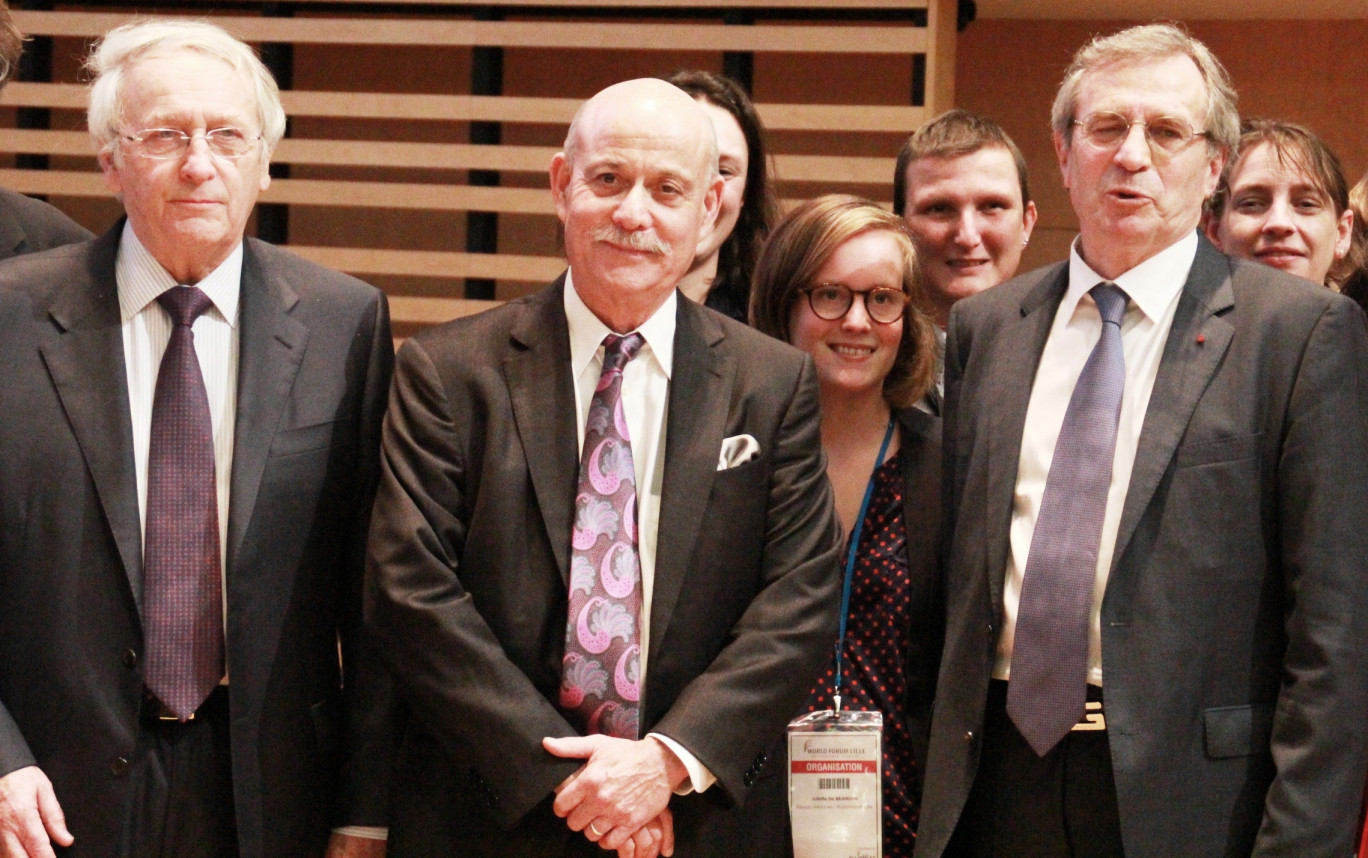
[
  {"xmin": 994, "ymin": 230, "xmax": 1197, "ymax": 686},
  {"xmin": 120, "ymin": 226, "xmax": 390, "ymax": 843},
  {"xmin": 564, "ymin": 272, "xmax": 715, "ymax": 794},
  {"xmin": 118, "ymin": 222, "xmax": 240, "ymax": 631}
]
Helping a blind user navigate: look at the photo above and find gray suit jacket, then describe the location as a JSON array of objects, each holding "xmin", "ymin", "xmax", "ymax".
[
  {"xmin": 366, "ymin": 278, "xmax": 843, "ymax": 857},
  {"xmin": 0, "ymin": 224, "xmax": 396, "ymax": 857},
  {"xmin": 0, "ymin": 186, "xmax": 92, "ymax": 260},
  {"xmin": 919, "ymin": 236, "xmax": 1368, "ymax": 857}
]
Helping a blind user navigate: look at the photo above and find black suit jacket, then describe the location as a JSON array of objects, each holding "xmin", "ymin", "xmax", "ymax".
[
  {"xmin": 0, "ymin": 187, "xmax": 92, "ymax": 260},
  {"xmin": 0, "ymin": 225, "xmax": 396, "ymax": 857},
  {"xmin": 366, "ymin": 278, "xmax": 843, "ymax": 857},
  {"xmin": 919, "ymin": 236, "xmax": 1368, "ymax": 857}
]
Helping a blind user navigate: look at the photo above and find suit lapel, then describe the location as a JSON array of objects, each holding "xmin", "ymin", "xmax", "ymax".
[
  {"xmin": 1111, "ymin": 239, "xmax": 1234, "ymax": 570},
  {"xmin": 227, "ymin": 240, "xmax": 309, "ymax": 574},
  {"xmin": 505, "ymin": 279, "xmax": 579, "ymax": 581},
  {"xmin": 39, "ymin": 229, "xmax": 144, "ymax": 612},
  {"xmin": 0, "ymin": 198, "xmax": 27, "ymax": 258},
  {"xmin": 649, "ymin": 300, "xmax": 728, "ymax": 666},
  {"xmin": 981, "ymin": 268, "xmax": 1067, "ymax": 611}
]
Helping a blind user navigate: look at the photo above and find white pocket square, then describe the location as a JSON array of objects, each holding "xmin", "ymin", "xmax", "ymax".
[{"xmin": 718, "ymin": 434, "xmax": 761, "ymax": 470}]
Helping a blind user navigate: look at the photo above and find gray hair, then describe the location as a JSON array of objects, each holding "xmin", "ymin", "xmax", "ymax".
[
  {"xmin": 86, "ymin": 19, "xmax": 286, "ymax": 157},
  {"xmin": 1050, "ymin": 23, "xmax": 1239, "ymax": 157}
]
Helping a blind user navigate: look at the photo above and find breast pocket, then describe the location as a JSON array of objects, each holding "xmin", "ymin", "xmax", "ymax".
[
  {"xmin": 1175, "ymin": 431, "xmax": 1262, "ymax": 469},
  {"xmin": 269, "ymin": 418, "xmax": 346, "ymax": 459}
]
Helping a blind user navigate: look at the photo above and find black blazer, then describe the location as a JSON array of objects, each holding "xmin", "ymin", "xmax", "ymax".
[
  {"xmin": 365, "ymin": 279, "xmax": 844, "ymax": 857},
  {"xmin": 0, "ymin": 186, "xmax": 92, "ymax": 260},
  {"xmin": 0, "ymin": 225, "xmax": 397, "ymax": 857},
  {"xmin": 919, "ymin": 237, "xmax": 1368, "ymax": 857}
]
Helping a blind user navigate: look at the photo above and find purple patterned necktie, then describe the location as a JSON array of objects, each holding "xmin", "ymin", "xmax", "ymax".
[
  {"xmin": 1007, "ymin": 282, "xmax": 1128, "ymax": 756},
  {"xmin": 143, "ymin": 286, "xmax": 224, "ymax": 720},
  {"xmin": 560, "ymin": 332, "xmax": 645, "ymax": 739}
]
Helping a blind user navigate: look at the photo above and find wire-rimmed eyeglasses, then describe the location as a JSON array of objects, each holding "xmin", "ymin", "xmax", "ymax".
[
  {"xmin": 121, "ymin": 127, "xmax": 263, "ymax": 161},
  {"xmin": 1071, "ymin": 111, "xmax": 1212, "ymax": 160}
]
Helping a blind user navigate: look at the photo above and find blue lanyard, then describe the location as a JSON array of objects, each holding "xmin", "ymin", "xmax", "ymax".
[{"xmin": 832, "ymin": 415, "xmax": 896, "ymax": 712}]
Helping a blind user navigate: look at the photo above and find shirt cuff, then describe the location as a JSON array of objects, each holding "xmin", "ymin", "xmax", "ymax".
[
  {"xmin": 648, "ymin": 732, "xmax": 717, "ymax": 795},
  {"xmin": 331, "ymin": 826, "xmax": 388, "ymax": 840}
]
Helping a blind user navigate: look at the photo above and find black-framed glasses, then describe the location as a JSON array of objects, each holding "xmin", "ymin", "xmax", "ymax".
[
  {"xmin": 1071, "ymin": 111, "xmax": 1212, "ymax": 159},
  {"xmin": 121, "ymin": 127, "xmax": 263, "ymax": 160},
  {"xmin": 800, "ymin": 283, "xmax": 908, "ymax": 325}
]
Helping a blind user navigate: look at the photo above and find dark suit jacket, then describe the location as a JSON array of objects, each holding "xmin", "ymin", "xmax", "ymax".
[
  {"xmin": 0, "ymin": 186, "xmax": 92, "ymax": 260},
  {"xmin": 366, "ymin": 277, "xmax": 843, "ymax": 857},
  {"xmin": 0, "ymin": 224, "xmax": 396, "ymax": 858},
  {"xmin": 918, "ymin": 236, "xmax": 1368, "ymax": 857}
]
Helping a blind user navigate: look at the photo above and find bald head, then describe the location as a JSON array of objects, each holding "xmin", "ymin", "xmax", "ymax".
[
  {"xmin": 563, "ymin": 78, "xmax": 719, "ymax": 179},
  {"xmin": 551, "ymin": 78, "xmax": 725, "ymax": 333}
]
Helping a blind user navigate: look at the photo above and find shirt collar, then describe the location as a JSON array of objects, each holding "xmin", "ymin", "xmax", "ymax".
[
  {"xmin": 563, "ymin": 268, "xmax": 676, "ymax": 380},
  {"xmin": 1063, "ymin": 229, "xmax": 1197, "ymax": 323},
  {"xmin": 116, "ymin": 220, "xmax": 243, "ymax": 327}
]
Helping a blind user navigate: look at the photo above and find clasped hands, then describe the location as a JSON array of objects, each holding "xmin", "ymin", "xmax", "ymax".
[{"xmin": 543, "ymin": 734, "xmax": 688, "ymax": 858}]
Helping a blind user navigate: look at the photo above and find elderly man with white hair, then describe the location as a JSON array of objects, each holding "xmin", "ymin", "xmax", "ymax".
[{"xmin": 0, "ymin": 19, "xmax": 394, "ymax": 858}]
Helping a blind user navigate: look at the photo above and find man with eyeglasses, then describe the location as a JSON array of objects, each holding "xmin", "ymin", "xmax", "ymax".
[
  {"xmin": 0, "ymin": 20, "xmax": 395, "ymax": 858},
  {"xmin": 919, "ymin": 23, "xmax": 1368, "ymax": 858}
]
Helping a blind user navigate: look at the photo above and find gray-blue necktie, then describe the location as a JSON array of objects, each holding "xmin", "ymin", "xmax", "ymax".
[{"xmin": 1007, "ymin": 282, "xmax": 1129, "ymax": 756}]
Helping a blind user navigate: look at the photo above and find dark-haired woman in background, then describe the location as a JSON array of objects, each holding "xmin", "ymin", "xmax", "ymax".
[
  {"xmin": 751, "ymin": 194, "xmax": 941, "ymax": 857},
  {"xmin": 667, "ymin": 69, "xmax": 780, "ymax": 322}
]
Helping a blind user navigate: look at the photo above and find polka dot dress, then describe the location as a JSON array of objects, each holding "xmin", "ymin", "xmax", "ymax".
[{"xmin": 805, "ymin": 454, "xmax": 918, "ymax": 857}]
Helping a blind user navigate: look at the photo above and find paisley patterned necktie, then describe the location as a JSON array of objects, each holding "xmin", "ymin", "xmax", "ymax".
[{"xmin": 560, "ymin": 332, "xmax": 645, "ymax": 739}]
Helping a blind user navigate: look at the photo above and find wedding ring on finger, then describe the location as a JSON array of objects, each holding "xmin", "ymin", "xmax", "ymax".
[{"xmin": 589, "ymin": 820, "xmax": 606, "ymax": 837}]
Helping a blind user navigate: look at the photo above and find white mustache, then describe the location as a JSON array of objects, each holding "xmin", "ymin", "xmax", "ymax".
[{"xmin": 592, "ymin": 225, "xmax": 670, "ymax": 256}]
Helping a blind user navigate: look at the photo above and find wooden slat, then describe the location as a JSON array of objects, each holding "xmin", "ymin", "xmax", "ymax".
[
  {"xmin": 275, "ymin": 139, "xmax": 555, "ymax": 171},
  {"xmin": 391, "ymin": 296, "xmax": 505, "ymax": 324},
  {"xmin": 1, "ymin": 84, "xmax": 927, "ymax": 133},
  {"xmin": 265, "ymin": 178, "xmax": 552, "ymax": 212},
  {"xmin": 0, "ymin": 129, "xmax": 92, "ymax": 158},
  {"xmin": 0, "ymin": 129, "xmax": 897, "ymax": 183},
  {"xmin": 777, "ymin": 154, "xmax": 895, "ymax": 184},
  {"xmin": 13, "ymin": 12, "xmax": 926, "ymax": 54},
  {"xmin": 288, "ymin": 245, "xmax": 564, "ymax": 281},
  {"xmin": 758, "ymin": 103, "xmax": 929, "ymax": 133},
  {"xmin": 0, "ymin": 168, "xmax": 105, "ymax": 197},
  {"xmin": 288, "ymin": 0, "xmax": 924, "ymax": 7},
  {"xmin": 387, "ymin": 296, "xmax": 504, "ymax": 325},
  {"xmin": 0, "ymin": 169, "xmax": 557, "ymax": 213}
]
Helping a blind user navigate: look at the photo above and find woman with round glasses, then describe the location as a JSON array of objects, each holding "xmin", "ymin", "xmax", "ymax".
[
  {"xmin": 750, "ymin": 194, "xmax": 940, "ymax": 856},
  {"xmin": 1205, "ymin": 119, "xmax": 1354, "ymax": 287}
]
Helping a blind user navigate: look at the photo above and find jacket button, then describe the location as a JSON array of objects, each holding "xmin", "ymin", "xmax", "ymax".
[
  {"xmin": 110, "ymin": 756, "xmax": 129, "ymax": 777},
  {"xmin": 121, "ymin": 649, "xmax": 138, "ymax": 669},
  {"xmin": 964, "ymin": 731, "xmax": 974, "ymax": 743},
  {"xmin": 744, "ymin": 772, "xmax": 755, "ymax": 787}
]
